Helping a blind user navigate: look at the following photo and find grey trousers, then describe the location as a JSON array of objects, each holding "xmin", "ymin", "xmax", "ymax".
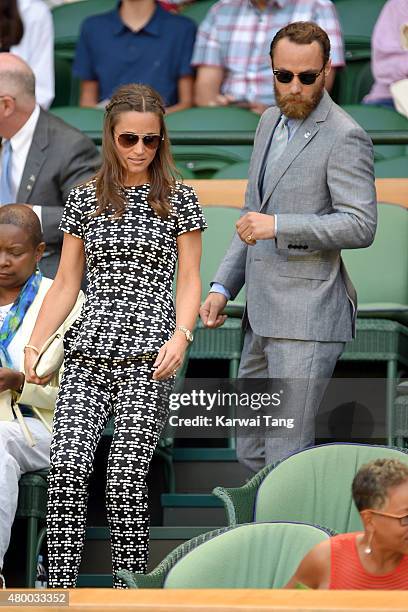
[{"xmin": 236, "ymin": 328, "xmax": 344, "ymax": 472}]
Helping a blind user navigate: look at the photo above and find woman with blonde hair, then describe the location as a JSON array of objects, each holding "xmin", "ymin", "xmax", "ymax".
[{"xmin": 24, "ymin": 83, "xmax": 206, "ymax": 588}]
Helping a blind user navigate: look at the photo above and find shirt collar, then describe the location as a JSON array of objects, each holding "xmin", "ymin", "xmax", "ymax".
[
  {"xmin": 10, "ymin": 104, "xmax": 40, "ymax": 152},
  {"xmin": 113, "ymin": 1, "xmax": 162, "ymax": 37}
]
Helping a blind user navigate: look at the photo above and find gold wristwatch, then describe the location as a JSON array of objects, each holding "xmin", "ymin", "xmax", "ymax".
[{"xmin": 176, "ymin": 325, "xmax": 194, "ymax": 343}]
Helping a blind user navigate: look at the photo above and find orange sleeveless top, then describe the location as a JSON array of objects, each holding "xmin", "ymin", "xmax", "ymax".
[{"xmin": 330, "ymin": 532, "xmax": 408, "ymax": 589}]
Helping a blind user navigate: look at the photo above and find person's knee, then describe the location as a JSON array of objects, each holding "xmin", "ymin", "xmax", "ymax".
[{"xmin": 49, "ymin": 450, "xmax": 93, "ymax": 486}]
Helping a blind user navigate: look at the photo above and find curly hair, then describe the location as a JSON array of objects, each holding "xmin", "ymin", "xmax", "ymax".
[
  {"xmin": 352, "ymin": 458, "xmax": 408, "ymax": 512},
  {"xmin": 270, "ymin": 21, "xmax": 331, "ymax": 65}
]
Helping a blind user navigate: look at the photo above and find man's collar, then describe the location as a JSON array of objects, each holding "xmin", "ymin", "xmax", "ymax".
[
  {"xmin": 10, "ymin": 104, "xmax": 40, "ymax": 149},
  {"xmin": 113, "ymin": 1, "xmax": 162, "ymax": 37}
]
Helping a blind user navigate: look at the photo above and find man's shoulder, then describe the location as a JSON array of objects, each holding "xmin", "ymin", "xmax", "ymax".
[
  {"xmin": 158, "ymin": 6, "xmax": 197, "ymax": 31},
  {"xmin": 326, "ymin": 101, "xmax": 370, "ymax": 138},
  {"xmin": 202, "ymin": 0, "xmax": 248, "ymax": 18},
  {"xmin": 80, "ymin": 8, "xmax": 117, "ymax": 30},
  {"xmin": 37, "ymin": 110, "xmax": 96, "ymax": 149}
]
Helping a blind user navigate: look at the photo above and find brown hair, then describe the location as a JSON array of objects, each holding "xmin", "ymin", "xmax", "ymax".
[
  {"xmin": 270, "ymin": 21, "xmax": 331, "ymax": 65},
  {"xmin": 352, "ymin": 458, "xmax": 408, "ymax": 512},
  {"xmin": 0, "ymin": 0, "xmax": 24, "ymax": 50},
  {"xmin": 95, "ymin": 84, "xmax": 177, "ymax": 219}
]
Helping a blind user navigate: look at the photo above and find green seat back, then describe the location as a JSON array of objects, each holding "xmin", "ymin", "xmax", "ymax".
[
  {"xmin": 53, "ymin": 0, "xmax": 116, "ymax": 53},
  {"xmin": 374, "ymin": 156, "xmax": 408, "ymax": 178},
  {"xmin": 342, "ymin": 104, "xmax": 408, "ymax": 160},
  {"xmin": 164, "ymin": 522, "xmax": 330, "ymax": 588},
  {"xmin": 166, "ymin": 107, "xmax": 257, "ymax": 178},
  {"xmin": 255, "ymin": 444, "xmax": 408, "ymax": 533},
  {"xmin": 334, "ymin": 59, "xmax": 373, "ymax": 106},
  {"xmin": 213, "ymin": 161, "xmax": 250, "ymax": 179},
  {"xmin": 335, "ymin": 0, "xmax": 386, "ymax": 48},
  {"xmin": 181, "ymin": 0, "xmax": 217, "ymax": 25},
  {"xmin": 53, "ymin": 56, "xmax": 73, "ymax": 108},
  {"xmin": 342, "ymin": 202, "xmax": 408, "ymax": 322},
  {"xmin": 50, "ymin": 106, "xmax": 104, "ymax": 143},
  {"xmin": 201, "ymin": 206, "xmax": 245, "ymax": 306},
  {"xmin": 165, "ymin": 106, "xmax": 259, "ymax": 132}
]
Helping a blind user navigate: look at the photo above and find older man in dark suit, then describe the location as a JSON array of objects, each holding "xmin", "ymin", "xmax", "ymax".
[{"xmin": 0, "ymin": 53, "xmax": 100, "ymax": 277}]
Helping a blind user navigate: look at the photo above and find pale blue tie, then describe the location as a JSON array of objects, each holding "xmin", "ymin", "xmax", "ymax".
[
  {"xmin": 261, "ymin": 115, "xmax": 289, "ymax": 199},
  {"xmin": 0, "ymin": 140, "xmax": 14, "ymax": 204}
]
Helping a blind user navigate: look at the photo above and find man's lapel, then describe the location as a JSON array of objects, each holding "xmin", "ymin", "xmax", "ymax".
[
  {"xmin": 253, "ymin": 107, "xmax": 281, "ymax": 209},
  {"xmin": 17, "ymin": 110, "xmax": 49, "ymax": 203},
  {"xmin": 260, "ymin": 90, "xmax": 333, "ymax": 210}
]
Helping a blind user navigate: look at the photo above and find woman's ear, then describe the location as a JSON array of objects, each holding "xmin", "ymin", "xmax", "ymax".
[
  {"xmin": 35, "ymin": 241, "xmax": 46, "ymax": 263},
  {"xmin": 360, "ymin": 509, "xmax": 374, "ymax": 532}
]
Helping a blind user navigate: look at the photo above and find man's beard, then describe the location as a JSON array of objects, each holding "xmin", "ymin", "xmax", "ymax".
[{"xmin": 275, "ymin": 81, "xmax": 324, "ymax": 119}]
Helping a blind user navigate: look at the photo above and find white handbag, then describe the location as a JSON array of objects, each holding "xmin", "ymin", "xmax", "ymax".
[{"xmin": 33, "ymin": 292, "xmax": 85, "ymax": 377}]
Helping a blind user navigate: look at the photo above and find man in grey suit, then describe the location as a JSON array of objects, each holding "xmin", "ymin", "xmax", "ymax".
[
  {"xmin": 200, "ymin": 22, "xmax": 377, "ymax": 472},
  {"xmin": 0, "ymin": 54, "xmax": 100, "ymax": 278}
]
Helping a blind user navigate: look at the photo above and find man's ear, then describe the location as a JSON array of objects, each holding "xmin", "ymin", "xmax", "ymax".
[
  {"xmin": 35, "ymin": 241, "xmax": 46, "ymax": 263},
  {"xmin": 2, "ymin": 95, "xmax": 16, "ymax": 118},
  {"xmin": 324, "ymin": 59, "xmax": 332, "ymax": 77},
  {"xmin": 360, "ymin": 509, "xmax": 374, "ymax": 531}
]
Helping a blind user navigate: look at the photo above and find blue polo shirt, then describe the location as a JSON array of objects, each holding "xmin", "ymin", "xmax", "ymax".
[{"xmin": 73, "ymin": 3, "xmax": 197, "ymax": 106}]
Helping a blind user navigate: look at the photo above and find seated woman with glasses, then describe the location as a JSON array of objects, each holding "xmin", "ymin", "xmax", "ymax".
[
  {"xmin": 24, "ymin": 83, "xmax": 206, "ymax": 588},
  {"xmin": 286, "ymin": 458, "xmax": 408, "ymax": 589}
]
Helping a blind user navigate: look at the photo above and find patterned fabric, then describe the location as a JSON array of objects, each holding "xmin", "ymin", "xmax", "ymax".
[
  {"xmin": 330, "ymin": 532, "xmax": 408, "ymax": 589},
  {"xmin": 59, "ymin": 180, "xmax": 207, "ymax": 360},
  {"xmin": 47, "ymin": 353, "xmax": 172, "ymax": 588},
  {"xmin": 192, "ymin": 0, "xmax": 345, "ymax": 106},
  {"xmin": 0, "ymin": 270, "xmax": 42, "ymax": 368}
]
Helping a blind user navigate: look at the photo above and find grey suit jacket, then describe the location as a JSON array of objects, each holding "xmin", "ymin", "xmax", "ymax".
[
  {"xmin": 213, "ymin": 91, "xmax": 377, "ymax": 342},
  {"xmin": 17, "ymin": 109, "xmax": 100, "ymax": 247}
]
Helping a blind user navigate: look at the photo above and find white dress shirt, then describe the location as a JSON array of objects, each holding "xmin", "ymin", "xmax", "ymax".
[
  {"xmin": 10, "ymin": 0, "xmax": 55, "ymax": 109},
  {"xmin": 0, "ymin": 104, "xmax": 42, "ymax": 224}
]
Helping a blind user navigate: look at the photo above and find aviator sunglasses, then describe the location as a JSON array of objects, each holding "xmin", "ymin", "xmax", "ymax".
[
  {"xmin": 115, "ymin": 132, "xmax": 163, "ymax": 150},
  {"xmin": 272, "ymin": 65, "xmax": 325, "ymax": 85}
]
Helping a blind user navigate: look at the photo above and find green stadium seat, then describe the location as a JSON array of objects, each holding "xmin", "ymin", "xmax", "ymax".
[
  {"xmin": 335, "ymin": 0, "xmax": 386, "ymax": 51},
  {"xmin": 50, "ymin": 106, "xmax": 104, "ymax": 144},
  {"xmin": 375, "ymin": 156, "xmax": 408, "ymax": 178},
  {"xmin": 341, "ymin": 104, "xmax": 408, "ymax": 160},
  {"xmin": 53, "ymin": 0, "xmax": 116, "ymax": 59},
  {"xmin": 53, "ymin": 56, "xmax": 74, "ymax": 108},
  {"xmin": 181, "ymin": 0, "xmax": 216, "ymax": 25},
  {"xmin": 190, "ymin": 206, "xmax": 245, "ymax": 378},
  {"xmin": 117, "ymin": 522, "xmax": 332, "ymax": 588},
  {"xmin": 166, "ymin": 107, "xmax": 258, "ymax": 178},
  {"xmin": 213, "ymin": 161, "xmax": 250, "ymax": 179},
  {"xmin": 213, "ymin": 443, "xmax": 408, "ymax": 529},
  {"xmin": 333, "ymin": 59, "xmax": 374, "ymax": 106}
]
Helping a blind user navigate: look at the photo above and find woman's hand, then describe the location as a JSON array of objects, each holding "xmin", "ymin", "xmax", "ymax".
[
  {"xmin": 152, "ymin": 333, "xmax": 188, "ymax": 381},
  {"xmin": 0, "ymin": 368, "xmax": 25, "ymax": 393},
  {"xmin": 24, "ymin": 347, "xmax": 53, "ymax": 386}
]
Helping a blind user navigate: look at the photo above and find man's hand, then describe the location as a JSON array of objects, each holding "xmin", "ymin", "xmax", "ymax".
[
  {"xmin": 0, "ymin": 368, "xmax": 25, "ymax": 393},
  {"xmin": 200, "ymin": 293, "xmax": 228, "ymax": 328},
  {"xmin": 236, "ymin": 212, "xmax": 275, "ymax": 245}
]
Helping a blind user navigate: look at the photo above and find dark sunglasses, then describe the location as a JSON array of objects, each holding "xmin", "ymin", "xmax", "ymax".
[
  {"xmin": 116, "ymin": 132, "xmax": 163, "ymax": 149},
  {"xmin": 272, "ymin": 65, "xmax": 325, "ymax": 85}
]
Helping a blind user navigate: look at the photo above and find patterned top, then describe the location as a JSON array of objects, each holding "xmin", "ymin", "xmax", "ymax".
[
  {"xmin": 60, "ymin": 180, "xmax": 207, "ymax": 360},
  {"xmin": 330, "ymin": 532, "xmax": 408, "ymax": 589},
  {"xmin": 192, "ymin": 0, "xmax": 345, "ymax": 106}
]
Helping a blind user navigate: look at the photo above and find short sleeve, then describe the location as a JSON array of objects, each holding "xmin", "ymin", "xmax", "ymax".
[
  {"xmin": 174, "ymin": 184, "xmax": 207, "ymax": 236},
  {"xmin": 72, "ymin": 18, "xmax": 97, "ymax": 81},
  {"xmin": 192, "ymin": 5, "xmax": 224, "ymax": 67},
  {"xmin": 177, "ymin": 18, "xmax": 197, "ymax": 78},
  {"xmin": 59, "ymin": 188, "xmax": 84, "ymax": 239}
]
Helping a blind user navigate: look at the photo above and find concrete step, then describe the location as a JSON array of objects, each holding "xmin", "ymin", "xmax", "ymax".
[
  {"xmin": 170, "ymin": 447, "xmax": 251, "ymax": 494},
  {"xmin": 161, "ymin": 493, "xmax": 226, "ymax": 527}
]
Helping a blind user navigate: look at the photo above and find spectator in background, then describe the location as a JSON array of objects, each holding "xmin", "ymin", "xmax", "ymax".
[
  {"xmin": 0, "ymin": 0, "xmax": 55, "ymax": 109},
  {"xmin": 193, "ymin": 0, "xmax": 345, "ymax": 113},
  {"xmin": 73, "ymin": 0, "xmax": 197, "ymax": 112},
  {"xmin": 363, "ymin": 0, "xmax": 408, "ymax": 110},
  {"xmin": 0, "ymin": 205, "xmax": 83, "ymax": 590},
  {"xmin": 286, "ymin": 459, "xmax": 408, "ymax": 589},
  {"xmin": 0, "ymin": 54, "xmax": 100, "ymax": 278}
]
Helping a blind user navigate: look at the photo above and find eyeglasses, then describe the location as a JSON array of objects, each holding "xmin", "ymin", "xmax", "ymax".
[
  {"xmin": 369, "ymin": 509, "xmax": 408, "ymax": 527},
  {"xmin": 272, "ymin": 66, "xmax": 325, "ymax": 85},
  {"xmin": 115, "ymin": 132, "xmax": 163, "ymax": 150}
]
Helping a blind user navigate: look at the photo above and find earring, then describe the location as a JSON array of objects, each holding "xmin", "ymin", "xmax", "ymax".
[{"xmin": 364, "ymin": 533, "xmax": 373, "ymax": 555}]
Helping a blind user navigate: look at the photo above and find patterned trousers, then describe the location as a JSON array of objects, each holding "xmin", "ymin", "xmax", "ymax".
[{"xmin": 47, "ymin": 352, "xmax": 171, "ymax": 588}]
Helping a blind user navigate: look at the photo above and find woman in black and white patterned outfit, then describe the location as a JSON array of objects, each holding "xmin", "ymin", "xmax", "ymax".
[{"xmin": 24, "ymin": 84, "xmax": 206, "ymax": 588}]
